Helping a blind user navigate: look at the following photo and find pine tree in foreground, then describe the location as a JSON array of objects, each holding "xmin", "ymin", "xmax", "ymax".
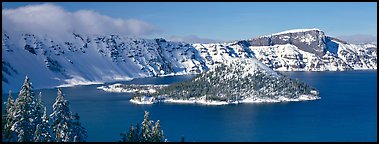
[
  {"xmin": 120, "ymin": 111, "xmax": 165, "ymax": 142},
  {"xmin": 33, "ymin": 92, "xmax": 44, "ymax": 141},
  {"xmin": 120, "ymin": 130, "xmax": 128, "ymax": 142},
  {"xmin": 71, "ymin": 113, "xmax": 87, "ymax": 142},
  {"xmin": 120, "ymin": 124, "xmax": 134, "ymax": 142},
  {"xmin": 2, "ymin": 90, "xmax": 16, "ymax": 141},
  {"xmin": 151, "ymin": 120, "xmax": 164, "ymax": 142},
  {"xmin": 11, "ymin": 76, "xmax": 37, "ymax": 142},
  {"xmin": 2, "ymin": 76, "xmax": 86, "ymax": 142},
  {"xmin": 50, "ymin": 88, "xmax": 73, "ymax": 142},
  {"xmin": 141, "ymin": 111, "xmax": 153, "ymax": 142},
  {"xmin": 34, "ymin": 107, "xmax": 52, "ymax": 142},
  {"xmin": 133, "ymin": 123, "xmax": 141, "ymax": 142}
]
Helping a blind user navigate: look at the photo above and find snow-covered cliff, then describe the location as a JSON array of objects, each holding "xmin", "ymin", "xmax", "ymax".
[
  {"xmin": 2, "ymin": 29, "xmax": 376, "ymax": 92},
  {"xmin": 195, "ymin": 29, "xmax": 377, "ymax": 71}
]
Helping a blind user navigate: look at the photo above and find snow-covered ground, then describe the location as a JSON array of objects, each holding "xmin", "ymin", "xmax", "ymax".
[
  {"xmin": 99, "ymin": 80, "xmax": 321, "ymax": 106},
  {"xmin": 271, "ymin": 28, "xmax": 322, "ymax": 36},
  {"xmin": 2, "ymin": 29, "xmax": 376, "ymax": 93},
  {"xmin": 128, "ymin": 94, "xmax": 320, "ymax": 106},
  {"xmin": 97, "ymin": 83, "xmax": 168, "ymax": 93}
]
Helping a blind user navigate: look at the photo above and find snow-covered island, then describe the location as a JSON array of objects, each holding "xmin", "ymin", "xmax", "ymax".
[{"xmin": 99, "ymin": 58, "xmax": 320, "ymax": 105}]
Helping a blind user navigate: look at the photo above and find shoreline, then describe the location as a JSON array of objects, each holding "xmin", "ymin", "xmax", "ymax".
[
  {"xmin": 3, "ymin": 70, "xmax": 376, "ymax": 94},
  {"xmin": 129, "ymin": 95, "xmax": 321, "ymax": 106}
]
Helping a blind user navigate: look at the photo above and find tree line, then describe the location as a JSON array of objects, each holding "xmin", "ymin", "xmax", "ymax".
[
  {"xmin": 135, "ymin": 62, "xmax": 318, "ymax": 101},
  {"xmin": 2, "ymin": 76, "xmax": 87, "ymax": 142},
  {"xmin": 2, "ymin": 76, "xmax": 167, "ymax": 142},
  {"xmin": 120, "ymin": 111, "xmax": 166, "ymax": 142}
]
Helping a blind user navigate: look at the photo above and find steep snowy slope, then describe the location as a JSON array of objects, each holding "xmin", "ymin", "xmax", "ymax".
[
  {"xmin": 2, "ymin": 33, "xmax": 208, "ymax": 92},
  {"xmin": 2, "ymin": 28, "xmax": 377, "ymax": 92},
  {"xmin": 194, "ymin": 29, "xmax": 377, "ymax": 71}
]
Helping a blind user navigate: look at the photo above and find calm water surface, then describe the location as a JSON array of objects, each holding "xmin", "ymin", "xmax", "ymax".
[{"xmin": 2, "ymin": 71, "xmax": 377, "ymax": 142}]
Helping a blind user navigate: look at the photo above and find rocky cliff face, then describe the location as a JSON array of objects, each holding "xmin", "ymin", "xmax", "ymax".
[
  {"xmin": 248, "ymin": 29, "xmax": 327, "ymax": 56},
  {"xmin": 194, "ymin": 28, "xmax": 376, "ymax": 71}
]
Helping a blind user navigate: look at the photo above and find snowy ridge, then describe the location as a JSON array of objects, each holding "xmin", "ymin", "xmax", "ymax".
[
  {"xmin": 2, "ymin": 33, "xmax": 208, "ymax": 92},
  {"xmin": 194, "ymin": 38, "xmax": 376, "ymax": 71},
  {"xmin": 271, "ymin": 28, "xmax": 321, "ymax": 36},
  {"xmin": 196, "ymin": 30, "xmax": 376, "ymax": 71},
  {"xmin": 2, "ymin": 28, "xmax": 377, "ymax": 92}
]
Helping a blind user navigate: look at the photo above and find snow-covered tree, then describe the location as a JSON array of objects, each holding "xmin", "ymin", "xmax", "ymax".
[
  {"xmin": 123, "ymin": 123, "xmax": 142, "ymax": 142},
  {"xmin": 126, "ymin": 124, "xmax": 135, "ymax": 142},
  {"xmin": 151, "ymin": 120, "xmax": 164, "ymax": 142},
  {"xmin": 70, "ymin": 113, "xmax": 87, "ymax": 142},
  {"xmin": 133, "ymin": 123, "xmax": 141, "ymax": 142},
  {"xmin": 120, "ymin": 130, "xmax": 128, "ymax": 142},
  {"xmin": 121, "ymin": 111, "xmax": 165, "ymax": 142},
  {"xmin": 50, "ymin": 88, "xmax": 73, "ymax": 142},
  {"xmin": 34, "ymin": 107, "xmax": 52, "ymax": 142},
  {"xmin": 34, "ymin": 92, "xmax": 44, "ymax": 130},
  {"xmin": 120, "ymin": 124, "xmax": 135, "ymax": 142},
  {"xmin": 141, "ymin": 111, "xmax": 152, "ymax": 142},
  {"xmin": 2, "ymin": 90, "xmax": 16, "ymax": 141},
  {"xmin": 11, "ymin": 76, "xmax": 37, "ymax": 142},
  {"xmin": 3, "ymin": 76, "xmax": 85, "ymax": 142},
  {"xmin": 33, "ymin": 92, "xmax": 48, "ymax": 142}
]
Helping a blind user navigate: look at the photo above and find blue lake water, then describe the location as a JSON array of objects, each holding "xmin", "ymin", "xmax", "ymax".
[{"xmin": 2, "ymin": 71, "xmax": 377, "ymax": 142}]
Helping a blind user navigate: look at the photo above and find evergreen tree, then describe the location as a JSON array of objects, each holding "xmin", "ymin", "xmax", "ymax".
[
  {"xmin": 2, "ymin": 90, "xmax": 16, "ymax": 141},
  {"xmin": 50, "ymin": 88, "xmax": 73, "ymax": 142},
  {"xmin": 34, "ymin": 107, "xmax": 52, "ymax": 142},
  {"xmin": 120, "ymin": 131, "xmax": 128, "ymax": 142},
  {"xmin": 121, "ymin": 124, "xmax": 136, "ymax": 142},
  {"xmin": 151, "ymin": 120, "xmax": 164, "ymax": 142},
  {"xmin": 120, "ymin": 111, "xmax": 165, "ymax": 142},
  {"xmin": 120, "ymin": 123, "xmax": 142, "ymax": 142},
  {"xmin": 70, "ymin": 113, "xmax": 87, "ymax": 142},
  {"xmin": 11, "ymin": 76, "xmax": 37, "ymax": 142},
  {"xmin": 127, "ymin": 124, "xmax": 137, "ymax": 142},
  {"xmin": 141, "ymin": 111, "xmax": 152, "ymax": 142},
  {"xmin": 133, "ymin": 123, "xmax": 141, "ymax": 142},
  {"xmin": 34, "ymin": 92, "xmax": 44, "ymax": 131}
]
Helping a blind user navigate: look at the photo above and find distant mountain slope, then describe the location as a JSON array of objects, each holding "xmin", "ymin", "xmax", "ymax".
[
  {"xmin": 2, "ymin": 33, "xmax": 208, "ymax": 92},
  {"xmin": 2, "ymin": 29, "xmax": 376, "ymax": 92},
  {"xmin": 195, "ymin": 29, "xmax": 377, "ymax": 71}
]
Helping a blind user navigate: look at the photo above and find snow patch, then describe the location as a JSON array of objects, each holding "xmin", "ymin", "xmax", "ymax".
[
  {"xmin": 271, "ymin": 28, "xmax": 321, "ymax": 36},
  {"xmin": 129, "ymin": 95, "xmax": 320, "ymax": 106},
  {"xmin": 57, "ymin": 76, "xmax": 103, "ymax": 87}
]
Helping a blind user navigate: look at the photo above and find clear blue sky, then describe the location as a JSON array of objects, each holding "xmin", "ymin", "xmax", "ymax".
[{"xmin": 2, "ymin": 2, "xmax": 377, "ymax": 42}]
